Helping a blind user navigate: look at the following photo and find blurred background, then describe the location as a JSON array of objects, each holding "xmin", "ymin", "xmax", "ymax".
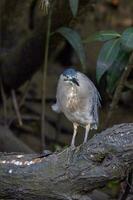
[{"xmin": 0, "ymin": 0, "xmax": 133, "ymax": 198}]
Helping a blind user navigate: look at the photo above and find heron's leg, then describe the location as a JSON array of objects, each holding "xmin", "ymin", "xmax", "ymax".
[
  {"xmin": 83, "ymin": 124, "xmax": 90, "ymax": 144},
  {"xmin": 71, "ymin": 123, "xmax": 78, "ymax": 147}
]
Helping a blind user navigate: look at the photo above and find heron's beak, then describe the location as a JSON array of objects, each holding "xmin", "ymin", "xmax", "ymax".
[
  {"xmin": 64, "ymin": 76, "xmax": 79, "ymax": 86},
  {"xmin": 71, "ymin": 77, "xmax": 79, "ymax": 86}
]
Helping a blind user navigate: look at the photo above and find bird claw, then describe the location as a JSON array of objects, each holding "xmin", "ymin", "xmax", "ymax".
[
  {"xmin": 70, "ymin": 145, "xmax": 76, "ymax": 151},
  {"xmin": 66, "ymin": 145, "xmax": 76, "ymax": 166},
  {"xmin": 83, "ymin": 140, "xmax": 87, "ymax": 145}
]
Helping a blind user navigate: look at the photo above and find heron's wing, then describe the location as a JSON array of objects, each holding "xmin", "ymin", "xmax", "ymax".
[
  {"xmin": 51, "ymin": 77, "xmax": 62, "ymax": 113},
  {"xmin": 77, "ymin": 72, "xmax": 101, "ymax": 124},
  {"xmin": 51, "ymin": 103, "xmax": 61, "ymax": 113},
  {"xmin": 77, "ymin": 72, "xmax": 101, "ymax": 107}
]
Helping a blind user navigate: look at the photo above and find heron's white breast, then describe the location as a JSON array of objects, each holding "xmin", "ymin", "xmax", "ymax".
[{"xmin": 65, "ymin": 86, "xmax": 79, "ymax": 112}]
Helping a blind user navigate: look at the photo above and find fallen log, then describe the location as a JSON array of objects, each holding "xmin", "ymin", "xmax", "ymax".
[{"xmin": 0, "ymin": 123, "xmax": 133, "ymax": 199}]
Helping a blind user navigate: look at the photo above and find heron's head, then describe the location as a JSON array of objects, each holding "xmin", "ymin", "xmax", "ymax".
[{"xmin": 62, "ymin": 68, "xmax": 79, "ymax": 86}]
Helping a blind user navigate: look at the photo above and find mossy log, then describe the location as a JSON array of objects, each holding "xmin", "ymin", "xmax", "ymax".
[{"xmin": 0, "ymin": 123, "xmax": 133, "ymax": 200}]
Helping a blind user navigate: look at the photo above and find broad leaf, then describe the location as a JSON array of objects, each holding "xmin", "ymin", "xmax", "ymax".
[
  {"xmin": 84, "ymin": 31, "xmax": 121, "ymax": 43},
  {"xmin": 107, "ymin": 50, "xmax": 131, "ymax": 93},
  {"xmin": 69, "ymin": 0, "xmax": 79, "ymax": 17},
  {"xmin": 121, "ymin": 27, "xmax": 133, "ymax": 52},
  {"xmin": 56, "ymin": 27, "xmax": 86, "ymax": 71},
  {"xmin": 96, "ymin": 38, "xmax": 121, "ymax": 82}
]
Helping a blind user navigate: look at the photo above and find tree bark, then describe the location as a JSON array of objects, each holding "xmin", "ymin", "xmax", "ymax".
[{"xmin": 0, "ymin": 123, "xmax": 133, "ymax": 200}]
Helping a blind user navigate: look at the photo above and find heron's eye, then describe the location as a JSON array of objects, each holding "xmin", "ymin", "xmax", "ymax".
[
  {"xmin": 66, "ymin": 75, "xmax": 70, "ymax": 79},
  {"xmin": 64, "ymin": 77, "xmax": 68, "ymax": 81}
]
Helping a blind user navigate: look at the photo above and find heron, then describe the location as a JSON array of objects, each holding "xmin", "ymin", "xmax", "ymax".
[{"xmin": 52, "ymin": 68, "xmax": 101, "ymax": 147}]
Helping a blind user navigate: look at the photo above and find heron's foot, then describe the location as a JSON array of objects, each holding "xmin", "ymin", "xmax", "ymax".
[
  {"xmin": 70, "ymin": 144, "xmax": 76, "ymax": 151},
  {"xmin": 83, "ymin": 139, "xmax": 88, "ymax": 144},
  {"xmin": 66, "ymin": 145, "xmax": 76, "ymax": 166}
]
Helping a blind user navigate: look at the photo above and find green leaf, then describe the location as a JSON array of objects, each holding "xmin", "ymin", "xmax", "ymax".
[
  {"xmin": 96, "ymin": 38, "xmax": 121, "ymax": 82},
  {"xmin": 84, "ymin": 31, "xmax": 121, "ymax": 43},
  {"xmin": 107, "ymin": 50, "xmax": 131, "ymax": 93},
  {"xmin": 121, "ymin": 27, "xmax": 133, "ymax": 52},
  {"xmin": 69, "ymin": 0, "xmax": 79, "ymax": 17},
  {"xmin": 56, "ymin": 27, "xmax": 86, "ymax": 71}
]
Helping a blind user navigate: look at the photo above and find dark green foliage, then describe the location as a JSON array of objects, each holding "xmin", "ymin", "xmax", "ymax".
[
  {"xmin": 107, "ymin": 50, "xmax": 131, "ymax": 93},
  {"xmin": 85, "ymin": 30, "xmax": 121, "ymax": 42},
  {"xmin": 121, "ymin": 27, "xmax": 133, "ymax": 52},
  {"xmin": 96, "ymin": 39, "xmax": 121, "ymax": 82},
  {"xmin": 56, "ymin": 27, "xmax": 86, "ymax": 71},
  {"xmin": 88, "ymin": 27, "xmax": 133, "ymax": 93},
  {"xmin": 69, "ymin": 0, "xmax": 79, "ymax": 17}
]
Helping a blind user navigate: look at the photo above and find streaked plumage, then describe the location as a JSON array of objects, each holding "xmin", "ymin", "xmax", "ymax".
[{"xmin": 52, "ymin": 68, "xmax": 101, "ymax": 147}]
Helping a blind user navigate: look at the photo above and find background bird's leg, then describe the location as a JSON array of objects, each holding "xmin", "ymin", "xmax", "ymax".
[
  {"xmin": 71, "ymin": 123, "xmax": 78, "ymax": 147},
  {"xmin": 83, "ymin": 124, "xmax": 90, "ymax": 143}
]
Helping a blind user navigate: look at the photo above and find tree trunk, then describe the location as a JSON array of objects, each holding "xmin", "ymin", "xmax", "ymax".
[{"xmin": 0, "ymin": 123, "xmax": 133, "ymax": 200}]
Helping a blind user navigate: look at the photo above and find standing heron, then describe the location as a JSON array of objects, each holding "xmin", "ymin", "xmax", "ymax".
[{"xmin": 52, "ymin": 68, "xmax": 101, "ymax": 147}]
